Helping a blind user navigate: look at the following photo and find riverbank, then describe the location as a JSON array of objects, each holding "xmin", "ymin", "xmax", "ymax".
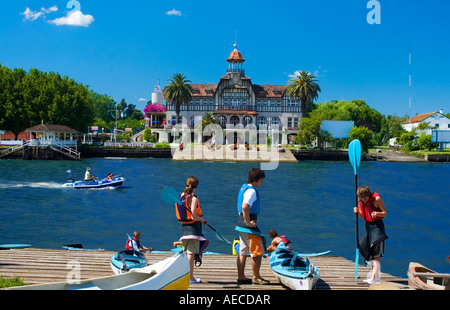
[
  {"xmin": 80, "ymin": 146, "xmax": 434, "ymax": 163},
  {"xmin": 2, "ymin": 144, "xmax": 448, "ymax": 162}
]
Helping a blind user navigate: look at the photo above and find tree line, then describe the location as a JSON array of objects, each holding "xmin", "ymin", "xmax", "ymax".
[{"xmin": 0, "ymin": 64, "xmax": 143, "ymax": 139}]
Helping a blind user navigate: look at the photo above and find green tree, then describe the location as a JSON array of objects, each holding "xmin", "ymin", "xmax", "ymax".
[
  {"xmin": 90, "ymin": 90, "xmax": 117, "ymax": 123},
  {"xmin": 0, "ymin": 65, "xmax": 94, "ymax": 136},
  {"xmin": 295, "ymin": 115, "xmax": 322, "ymax": 145},
  {"xmin": 143, "ymin": 127, "xmax": 156, "ymax": 143},
  {"xmin": 380, "ymin": 114, "xmax": 407, "ymax": 144},
  {"xmin": 164, "ymin": 73, "xmax": 193, "ymax": 130},
  {"xmin": 349, "ymin": 126, "xmax": 374, "ymax": 153},
  {"xmin": 418, "ymin": 134, "xmax": 435, "ymax": 151},
  {"xmin": 287, "ymin": 71, "xmax": 321, "ymax": 117}
]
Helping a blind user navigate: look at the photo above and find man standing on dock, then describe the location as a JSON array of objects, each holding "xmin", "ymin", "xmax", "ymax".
[{"xmin": 235, "ymin": 167, "xmax": 270, "ymax": 285}]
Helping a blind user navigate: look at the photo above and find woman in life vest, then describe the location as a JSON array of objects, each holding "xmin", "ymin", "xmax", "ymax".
[
  {"xmin": 354, "ymin": 185, "xmax": 388, "ymax": 285},
  {"xmin": 176, "ymin": 176, "xmax": 209, "ymax": 284},
  {"xmin": 267, "ymin": 229, "xmax": 292, "ymax": 252}
]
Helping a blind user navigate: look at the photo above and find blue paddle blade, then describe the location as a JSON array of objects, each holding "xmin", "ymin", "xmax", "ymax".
[
  {"xmin": 161, "ymin": 186, "xmax": 182, "ymax": 205},
  {"xmin": 355, "ymin": 248, "xmax": 359, "ymax": 283},
  {"xmin": 348, "ymin": 139, "xmax": 362, "ymax": 175}
]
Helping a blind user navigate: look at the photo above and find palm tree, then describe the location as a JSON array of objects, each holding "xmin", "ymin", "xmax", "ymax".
[
  {"xmin": 163, "ymin": 73, "xmax": 193, "ymax": 130},
  {"xmin": 287, "ymin": 71, "xmax": 321, "ymax": 117}
]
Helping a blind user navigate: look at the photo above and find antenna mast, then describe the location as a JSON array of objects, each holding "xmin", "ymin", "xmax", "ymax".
[{"xmin": 408, "ymin": 41, "xmax": 412, "ymax": 121}]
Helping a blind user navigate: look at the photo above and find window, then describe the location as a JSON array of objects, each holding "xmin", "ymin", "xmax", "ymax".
[
  {"xmin": 230, "ymin": 116, "xmax": 240, "ymax": 126},
  {"xmin": 243, "ymin": 116, "xmax": 253, "ymax": 127},
  {"xmin": 257, "ymin": 117, "xmax": 267, "ymax": 128}
]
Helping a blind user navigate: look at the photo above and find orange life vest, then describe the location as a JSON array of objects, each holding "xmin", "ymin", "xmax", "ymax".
[{"xmin": 176, "ymin": 193, "xmax": 203, "ymax": 224}]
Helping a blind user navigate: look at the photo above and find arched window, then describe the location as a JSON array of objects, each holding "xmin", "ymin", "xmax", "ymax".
[
  {"xmin": 257, "ymin": 117, "xmax": 267, "ymax": 129},
  {"xmin": 230, "ymin": 116, "xmax": 240, "ymax": 126},
  {"xmin": 243, "ymin": 116, "xmax": 253, "ymax": 127},
  {"xmin": 218, "ymin": 115, "xmax": 227, "ymax": 128}
]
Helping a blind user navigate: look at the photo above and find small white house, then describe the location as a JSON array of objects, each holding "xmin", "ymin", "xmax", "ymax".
[{"xmin": 402, "ymin": 109, "xmax": 450, "ymax": 132}]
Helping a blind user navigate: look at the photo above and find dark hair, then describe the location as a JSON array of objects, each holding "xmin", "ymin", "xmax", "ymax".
[
  {"xmin": 248, "ymin": 167, "xmax": 265, "ymax": 183},
  {"xmin": 268, "ymin": 230, "xmax": 278, "ymax": 238},
  {"xmin": 357, "ymin": 185, "xmax": 371, "ymax": 199}
]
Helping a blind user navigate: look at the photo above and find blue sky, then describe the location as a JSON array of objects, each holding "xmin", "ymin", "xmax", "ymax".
[{"xmin": 1, "ymin": 0, "xmax": 449, "ymax": 117}]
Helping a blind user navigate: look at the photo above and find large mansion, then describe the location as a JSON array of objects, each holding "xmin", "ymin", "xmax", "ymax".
[{"xmin": 162, "ymin": 45, "xmax": 302, "ymax": 144}]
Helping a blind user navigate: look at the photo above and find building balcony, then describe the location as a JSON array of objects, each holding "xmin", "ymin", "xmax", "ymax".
[
  {"xmin": 226, "ymin": 69, "xmax": 245, "ymax": 75},
  {"xmin": 216, "ymin": 105, "xmax": 255, "ymax": 112}
]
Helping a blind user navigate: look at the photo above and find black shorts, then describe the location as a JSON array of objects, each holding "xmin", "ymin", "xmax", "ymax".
[{"xmin": 371, "ymin": 241, "xmax": 385, "ymax": 258}]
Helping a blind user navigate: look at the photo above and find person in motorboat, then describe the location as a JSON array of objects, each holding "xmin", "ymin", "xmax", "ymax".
[
  {"xmin": 176, "ymin": 176, "xmax": 209, "ymax": 284},
  {"xmin": 84, "ymin": 167, "xmax": 95, "ymax": 182},
  {"xmin": 107, "ymin": 173, "xmax": 114, "ymax": 181},
  {"xmin": 267, "ymin": 229, "xmax": 292, "ymax": 253},
  {"xmin": 354, "ymin": 185, "xmax": 388, "ymax": 285},
  {"xmin": 126, "ymin": 231, "xmax": 153, "ymax": 253}
]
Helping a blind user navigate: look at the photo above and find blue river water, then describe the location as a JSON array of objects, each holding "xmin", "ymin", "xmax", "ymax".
[{"xmin": 0, "ymin": 158, "xmax": 449, "ymax": 278}]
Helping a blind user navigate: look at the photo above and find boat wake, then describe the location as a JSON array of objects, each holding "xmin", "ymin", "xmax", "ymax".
[{"xmin": 0, "ymin": 181, "xmax": 64, "ymax": 189}]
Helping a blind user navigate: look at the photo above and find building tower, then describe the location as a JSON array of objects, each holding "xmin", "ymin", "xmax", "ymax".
[{"xmin": 226, "ymin": 44, "xmax": 245, "ymax": 79}]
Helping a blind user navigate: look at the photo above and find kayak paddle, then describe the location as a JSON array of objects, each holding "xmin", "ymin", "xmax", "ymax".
[
  {"xmin": 348, "ymin": 139, "xmax": 362, "ymax": 283},
  {"xmin": 160, "ymin": 186, "xmax": 232, "ymax": 244}
]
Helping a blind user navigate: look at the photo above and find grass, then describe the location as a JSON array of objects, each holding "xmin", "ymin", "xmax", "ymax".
[{"xmin": 0, "ymin": 276, "xmax": 26, "ymax": 288}]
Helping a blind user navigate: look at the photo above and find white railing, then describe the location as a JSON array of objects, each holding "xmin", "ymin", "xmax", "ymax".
[
  {"xmin": 33, "ymin": 139, "xmax": 77, "ymax": 146},
  {"xmin": 50, "ymin": 143, "xmax": 80, "ymax": 158}
]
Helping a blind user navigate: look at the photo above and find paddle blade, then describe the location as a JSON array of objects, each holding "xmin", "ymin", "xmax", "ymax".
[
  {"xmin": 355, "ymin": 248, "xmax": 359, "ymax": 283},
  {"xmin": 348, "ymin": 139, "xmax": 362, "ymax": 175},
  {"xmin": 161, "ymin": 186, "xmax": 182, "ymax": 205},
  {"xmin": 214, "ymin": 230, "xmax": 232, "ymax": 244}
]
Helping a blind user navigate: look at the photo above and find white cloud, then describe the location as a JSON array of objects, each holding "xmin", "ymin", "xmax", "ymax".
[
  {"xmin": 166, "ymin": 9, "xmax": 182, "ymax": 16},
  {"xmin": 139, "ymin": 98, "xmax": 148, "ymax": 102},
  {"xmin": 21, "ymin": 6, "xmax": 58, "ymax": 21},
  {"xmin": 288, "ymin": 67, "xmax": 328, "ymax": 79},
  {"xmin": 42, "ymin": 6, "xmax": 58, "ymax": 14},
  {"xmin": 48, "ymin": 10, "xmax": 94, "ymax": 27}
]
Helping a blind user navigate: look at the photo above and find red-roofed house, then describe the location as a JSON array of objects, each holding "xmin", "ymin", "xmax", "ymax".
[{"xmin": 402, "ymin": 109, "xmax": 450, "ymax": 132}]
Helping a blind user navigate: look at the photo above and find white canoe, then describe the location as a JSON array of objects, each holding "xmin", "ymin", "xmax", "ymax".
[
  {"xmin": 6, "ymin": 251, "xmax": 190, "ymax": 290},
  {"xmin": 270, "ymin": 242, "xmax": 320, "ymax": 290}
]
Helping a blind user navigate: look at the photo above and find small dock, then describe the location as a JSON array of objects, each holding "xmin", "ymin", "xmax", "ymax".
[
  {"xmin": 172, "ymin": 144, "xmax": 298, "ymax": 163},
  {"xmin": 0, "ymin": 248, "xmax": 408, "ymax": 290}
]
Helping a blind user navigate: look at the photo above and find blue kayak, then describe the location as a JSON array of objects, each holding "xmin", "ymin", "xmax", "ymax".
[
  {"xmin": 269, "ymin": 242, "xmax": 322, "ymax": 290},
  {"xmin": 61, "ymin": 176, "xmax": 125, "ymax": 189},
  {"xmin": 0, "ymin": 244, "xmax": 31, "ymax": 250},
  {"xmin": 110, "ymin": 250, "xmax": 148, "ymax": 274}
]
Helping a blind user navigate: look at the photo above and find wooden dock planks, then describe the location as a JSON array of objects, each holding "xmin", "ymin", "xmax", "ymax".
[{"xmin": 0, "ymin": 248, "xmax": 407, "ymax": 290}]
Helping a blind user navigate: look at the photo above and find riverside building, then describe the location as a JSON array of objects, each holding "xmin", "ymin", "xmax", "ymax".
[{"xmin": 163, "ymin": 45, "xmax": 302, "ymax": 145}]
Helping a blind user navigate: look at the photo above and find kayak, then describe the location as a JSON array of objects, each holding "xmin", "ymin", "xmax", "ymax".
[
  {"xmin": 270, "ymin": 242, "xmax": 321, "ymax": 290},
  {"xmin": 407, "ymin": 262, "xmax": 450, "ymax": 290},
  {"xmin": 6, "ymin": 250, "xmax": 190, "ymax": 290},
  {"xmin": 62, "ymin": 244, "xmax": 104, "ymax": 252},
  {"xmin": 61, "ymin": 176, "xmax": 125, "ymax": 189},
  {"xmin": 110, "ymin": 250, "xmax": 148, "ymax": 274},
  {"xmin": 0, "ymin": 244, "xmax": 31, "ymax": 250}
]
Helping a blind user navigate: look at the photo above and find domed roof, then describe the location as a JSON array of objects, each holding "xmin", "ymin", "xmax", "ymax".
[{"xmin": 227, "ymin": 46, "xmax": 245, "ymax": 63}]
